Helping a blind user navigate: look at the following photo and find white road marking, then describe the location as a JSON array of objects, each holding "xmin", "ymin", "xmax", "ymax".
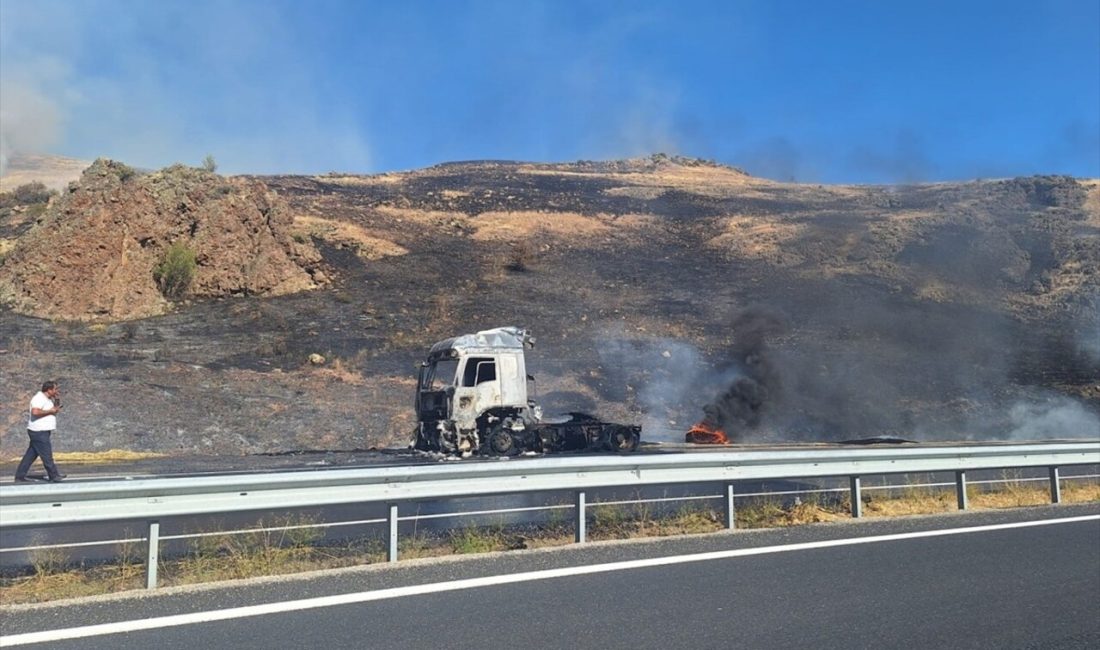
[{"xmin": 3, "ymin": 514, "xmax": 1098, "ymax": 647}]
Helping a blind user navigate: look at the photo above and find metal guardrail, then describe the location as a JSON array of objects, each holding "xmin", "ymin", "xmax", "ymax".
[{"xmin": 1, "ymin": 441, "xmax": 1098, "ymax": 589}]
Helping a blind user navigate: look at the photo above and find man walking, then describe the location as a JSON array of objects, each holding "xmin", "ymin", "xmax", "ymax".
[{"xmin": 14, "ymin": 381, "xmax": 66, "ymax": 483}]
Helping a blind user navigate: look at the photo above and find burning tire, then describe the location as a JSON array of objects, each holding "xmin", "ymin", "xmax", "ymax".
[{"xmin": 685, "ymin": 421, "xmax": 728, "ymax": 444}]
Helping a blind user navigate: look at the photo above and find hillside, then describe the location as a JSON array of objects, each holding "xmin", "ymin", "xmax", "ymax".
[
  {"xmin": 0, "ymin": 154, "xmax": 1097, "ymax": 458},
  {"xmin": 0, "ymin": 153, "xmax": 89, "ymax": 193}
]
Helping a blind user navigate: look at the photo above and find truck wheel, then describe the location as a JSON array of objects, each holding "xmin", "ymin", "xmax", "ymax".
[
  {"xmin": 605, "ymin": 426, "xmax": 640, "ymax": 452},
  {"xmin": 485, "ymin": 426, "xmax": 518, "ymax": 456}
]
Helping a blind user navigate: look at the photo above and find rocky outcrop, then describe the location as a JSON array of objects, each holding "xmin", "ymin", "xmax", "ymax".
[{"xmin": 0, "ymin": 160, "xmax": 325, "ymax": 321}]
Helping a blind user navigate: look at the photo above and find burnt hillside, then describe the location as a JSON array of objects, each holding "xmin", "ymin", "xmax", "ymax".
[{"xmin": 1, "ymin": 154, "xmax": 1097, "ymax": 456}]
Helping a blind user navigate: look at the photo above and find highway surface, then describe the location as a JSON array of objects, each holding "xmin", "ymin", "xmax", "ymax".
[{"xmin": 3, "ymin": 504, "xmax": 1097, "ymax": 649}]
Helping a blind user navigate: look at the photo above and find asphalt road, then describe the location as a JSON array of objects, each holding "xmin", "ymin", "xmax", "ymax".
[{"xmin": 3, "ymin": 505, "xmax": 1098, "ymax": 649}]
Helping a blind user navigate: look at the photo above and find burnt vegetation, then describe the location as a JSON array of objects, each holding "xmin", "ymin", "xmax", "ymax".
[{"xmin": 0, "ymin": 155, "xmax": 1097, "ymax": 456}]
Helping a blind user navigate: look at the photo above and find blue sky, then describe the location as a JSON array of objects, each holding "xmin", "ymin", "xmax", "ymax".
[{"xmin": 1, "ymin": 0, "xmax": 1097, "ymax": 182}]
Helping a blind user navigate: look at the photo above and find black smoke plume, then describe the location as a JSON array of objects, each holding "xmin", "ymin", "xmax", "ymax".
[{"xmin": 701, "ymin": 308, "xmax": 787, "ymax": 441}]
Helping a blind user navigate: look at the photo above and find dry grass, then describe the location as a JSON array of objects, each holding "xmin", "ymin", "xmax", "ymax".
[
  {"xmin": 371, "ymin": 205, "xmax": 466, "ymax": 226},
  {"xmin": 864, "ymin": 489, "xmax": 956, "ymax": 516},
  {"xmin": 974, "ymin": 478, "xmax": 1100, "ymax": 508},
  {"xmin": 864, "ymin": 477, "xmax": 1100, "ymax": 517},
  {"xmin": 1082, "ymin": 180, "xmax": 1100, "ymax": 226},
  {"xmin": 306, "ymin": 354, "xmax": 368, "ymax": 385},
  {"xmin": 517, "ymin": 163, "xmax": 771, "ymax": 199},
  {"xmin": 0, "ymin": 543, "xmax": 147, "ymax": 605},
  {"xmin": 291, "ymin": 215, "xmax": 408, "ymax": 260},
  {"xmin": 4, "ymin": 449, "xmax": 167, "ymax": 464},
  {"xmin": 589, "ymin": 502, "xmax": 724, "ymax": 540},
  {"xmin": 910, "ymin": 280, "xmax": 991, "ymax": 307},
  {"xmin": 471, "ymin": 210, "xmax": 610, "ymax": 242},
  {"xmin": 740, "ymin": 497, "xmax": 850, "ymax": 527},
  {"xmin": 0, "ymin": 516, "xmax": 382, "ymax": 605},
  {"xmin": 2, "ymin": 480, "xmax": 1096, "ymax": 604},
  {"xmin": 602, "ymin": 185, "xmax": 666, "ymax": 200},
  {"xmin": 312, "ymin": 173, "xmax": 405, "ymax": 186},
  {"xmin": 468, "ymin": 210, "xmax": 659, "ymax": 245},
  {"xmin": 706, "ymin": 215, "xmax": 805, "ymax": 265}
]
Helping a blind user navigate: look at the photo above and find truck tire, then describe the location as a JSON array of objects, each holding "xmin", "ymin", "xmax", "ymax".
[
  {"xmin": 484, "ymin": 425, "xmax": 519, "ymax": 456},
  {"xmin": 604, "ymin": 426, "xmax": 640, "ymax": 452}
]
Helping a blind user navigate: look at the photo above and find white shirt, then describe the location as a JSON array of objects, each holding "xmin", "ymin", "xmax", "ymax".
[{"xmin": 28, "ymin": 392, "xmax": 56, "ymax": 431}]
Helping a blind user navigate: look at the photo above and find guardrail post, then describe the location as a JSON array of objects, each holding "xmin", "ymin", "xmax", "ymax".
[
  {"xmin": 387, "ymin": 504, "xmax": 399, "ymax": 563},
  {"xmin": 955, "ymin": 471, "xmax": 968, "ymax": 510},
  {"xmin": 849, "ymin": 476, "xmax": 862, "ymax": 518},
  {"xmin": 725, "ymin": 484, "xmax": 737, "ymax": 529},
  {"xmin": 1049, "ymin": 467, "xmax": 1061, "ymax": 504},
  {"xmin": 575, "ymin": 491, "xmax": 587, "ymax": 543},
  {"xmin": 145, "ymin": 520, "xmax": 160, "ymax": 590}
]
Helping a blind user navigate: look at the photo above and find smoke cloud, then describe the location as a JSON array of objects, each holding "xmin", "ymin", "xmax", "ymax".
[
  {"xmin": 698, "ymin": 308, "xmax": 786, "ymax": 441},
  {"xmin": 739, "ymin": 136, "xmax": 804, "ymax": 183},
  {"xmin": 594, "ymin": 332, "xmax": 709, "ymax": 442},
  {"xmin": 693, "ymin": 303, "xmax": 1097, "ymax": 443},
  {"xmin": 0, "ymin": 1, "xmax": 372, "ymax": 175},
  {"xmin": 592, "ymin": 285, "xmax": 1097, "ymax": 444},
  {"xmin": 1006, "ymin": 396, "xmax": 1100, "ymax": 441},
  {"xmin": 0, "ymin": 81, "xmax": 62, "ymax": 175},
  {"xmin": 591, "ymin": 310, "xmax": 789, "ymax": 443},
  {"xmin": 848, "ymin": 129, "xmax": 936, "ymax": 184}
]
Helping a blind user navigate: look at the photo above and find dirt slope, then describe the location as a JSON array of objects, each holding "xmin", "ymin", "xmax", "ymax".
[{"xmin": 0, "ymin": 154, "xmax": 1096, "ymax": 457}]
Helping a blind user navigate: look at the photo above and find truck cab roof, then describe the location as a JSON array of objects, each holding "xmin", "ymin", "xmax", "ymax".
[{"xmin": 427, "ymin": 326, "xmax": 533, "ymax": 360}]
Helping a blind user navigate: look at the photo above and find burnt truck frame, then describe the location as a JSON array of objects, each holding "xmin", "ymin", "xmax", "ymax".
[{"xmin": 414, "ymin": 326, "xmax": 641, "ymax": 456}]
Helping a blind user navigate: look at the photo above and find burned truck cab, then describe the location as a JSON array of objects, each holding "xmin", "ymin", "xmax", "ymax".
[
  {"xmin": 414, "ymin": 326, "xmax": 641, "ymax": 456},
  {"xmin": 415, "ymin": 326, "xmax": 539, "ymax": 455}
]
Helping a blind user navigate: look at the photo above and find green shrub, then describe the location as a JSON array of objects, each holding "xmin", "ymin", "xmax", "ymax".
[
  {"xmin": 154, "ymin": 242, "xmax": 197, "ymax": 299},
  {"xmin": 115, "ymin": 164, "xmax": 137, "ymax": 182},
  {"xmin": 12, "ymin": 181, "xmax": 55, "ymax": 204},
  {"xmin": 202, "ymin": 155, "xmax": 218, "ymax": 173},
  {"xmin": 0, "ymin": 182, "xmax": 56, "ymax": 209}
]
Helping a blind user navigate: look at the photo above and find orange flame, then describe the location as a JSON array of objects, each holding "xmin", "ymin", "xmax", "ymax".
[{"xmin": 685, "ymin": 421, "xmax": 729, "ymax": 444}]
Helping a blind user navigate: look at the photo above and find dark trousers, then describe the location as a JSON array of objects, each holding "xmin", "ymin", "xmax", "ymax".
[{"xmin": 15, "ymin": 430, "xmax": 61, "ymax": 480}]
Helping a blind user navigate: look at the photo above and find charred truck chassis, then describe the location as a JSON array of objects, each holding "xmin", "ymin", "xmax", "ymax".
[{"xmin": 414, "ymin": 327, "xmax": 641, "ymax": 456}]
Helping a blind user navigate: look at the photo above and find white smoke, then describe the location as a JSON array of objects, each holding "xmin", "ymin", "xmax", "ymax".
[
  {"xmin": 632, "ymin": 339, "xmax": 708, "ymax": 440},
  {"xmin": 595, "ymin": 328, "xmax": 753, "ymax": 442},
  {"xmin": 0, "ymin": 2, "xmax": 372, "ymax": 175},
  {"xmin": 0, "ymin": 80, "xmax": 62, "ymax": 175},
  {"xmin": 1007, "ymin": 396, "xmax": 1100, "ymax": 441},
  {"xmin": 608, "ymin": 83, "xmax": 683, "ymax": 159}
]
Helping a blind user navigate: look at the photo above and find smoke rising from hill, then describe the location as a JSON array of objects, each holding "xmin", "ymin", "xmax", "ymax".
[
  {"xmin": 591, "ymin": 176, "xmax": 1098, "ymax": 442},
  {"xmin": 1001, "ymin": 396, "xmax": 1098, "ymax": 440},
  {"xmin": 0, "ymin": 1, "xmax": 373, "ymax": 175},
  {"xmin": 598, "ymin": 286, "xmax": 1097, "ymax": 443},
  {"xmin": 0, "ymin": 81, "xmax": 62, "ymax": 175}
]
